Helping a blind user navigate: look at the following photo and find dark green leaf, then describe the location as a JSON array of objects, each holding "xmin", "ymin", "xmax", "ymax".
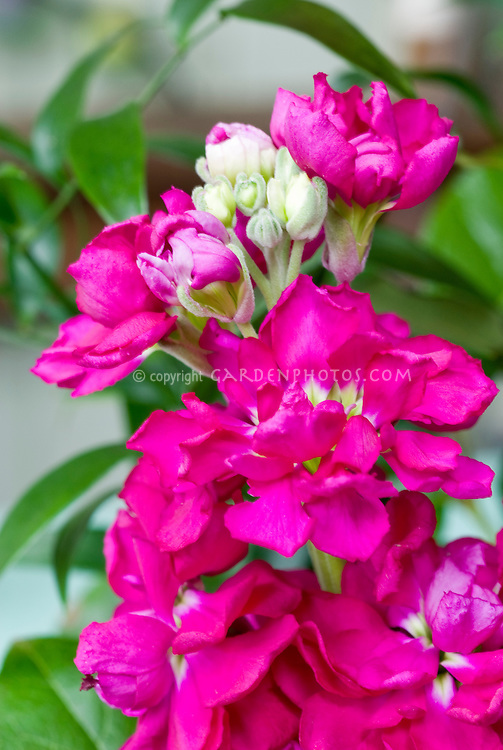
[
  {"xmin": 54, "ymin": 490, "xmax": 117, "ymax": 602},
  {"xmin": 0, "ymin": 123, "xmax": 33, "ymax": 166},
  {"xmin": 0, "ymin": 166, "xmax": 64, "ymax": 322},
  {"xmin": 19, "ymin": 528, "xmax": 105, "ymax": 572},
  {"xmin": 68, "ymin": 103, "xmax": 147, "ymax": 224},
  {"xmin": 222, "ymin": 0, "xmax": 414, "ymax": 97},
  {"xmin": 167, "ymin": 0, "xmax": 220, "ymax": 45},
  {"xmin": 421, "ymin": 165, "xmax": 503, "ymax": 306},
  {"xmin": 148, "ymin": 133, "xmax": 205, "ymax": 166},
  {"xmin": 409, "ymin": 68, "xmax": 502, "ymax": 138},
  {"xmin": 0, "ymin": 445, "xmax": 132, "ymax": 575},
  {"xmin": 369, "ymin": 225, "xmax": 484, "ymax": 296},
  {"xmin": 31, "ymin": 28, "xmax": 133, "ymax": 179},
  {"xmin": 0, "ymin": 639, "xmax": 134, "ymax": 750},
  {"xmin": 353, "ymin": 274, "xmax": 503, "ymax": 358}
]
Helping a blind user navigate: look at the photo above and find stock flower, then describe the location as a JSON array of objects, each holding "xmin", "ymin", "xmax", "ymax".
[
  {"xmin": 32, "ymin": 216, "xmax": 176, "ymax": 396},
  {"xmin": 270, "ymin": 73, "xmax": 458, "ymax": 211},
  {"xmin": 126, "ymin": 275, "xmax": 495, "ymax": 563},
  {"xmin": 198, "ymin": 122, "xmax": 277, "ymax": 185},
  {"xmin": 76, "ymin": 548, "xmax": 312, "ymax": 750},
  {"xmin": 296, "ymin": 492, "xmax": 503, "ymax": 750},
  {"xmin": 136, "ymin": 188, "xmax": 254, "ymax": 324}
]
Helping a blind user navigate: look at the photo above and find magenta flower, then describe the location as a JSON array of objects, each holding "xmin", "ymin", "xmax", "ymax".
[
  {"xmin": 136, "ymin": 188, "xmax": 253, "ymax": 323},
  {"xmin": 76, "ymin": 556, "xmax": 312, "ymax": 750},
  {"xmin": 124, "ymin": 275, "xmax": 495, "ymax": 563},
  {"xmin": 32, "ymin": 215, "xmax": 176, "ymax": 395},
  {"xmin": 270, "ymin": 73, "xmax": 459, "ymax": 210}
]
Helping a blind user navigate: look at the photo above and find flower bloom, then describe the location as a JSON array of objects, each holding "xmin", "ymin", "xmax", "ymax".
[
  {"xmin": 270, "ymin": 73, "xmax": 459, "ymax": 210},
  {"xmin": 126, "ymin": 275, "xmax": 496, "ymax": 563},
  {"xmin": 76, "ymin": 504, "xmax": 315, "ymax": 750},
  {"xmin": 136, "ymin": 188, "xmax": 254, "ymax": 323},
  {"xmin": 32, "ymin": 215, "xmax": 176, "ymax": 396},
  {"xmin": 295, "ymin": 492, "xmax": 503, "ymax": 749}
]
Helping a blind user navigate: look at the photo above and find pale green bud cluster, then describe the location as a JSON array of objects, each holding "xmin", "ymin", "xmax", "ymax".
[
  {"xmin": 193, "ymin": 178, "xmax": 236, "ymax": 227},
  {"xmin": 267, "ymin": 148, "xmax": 328, "ymax": 241}
]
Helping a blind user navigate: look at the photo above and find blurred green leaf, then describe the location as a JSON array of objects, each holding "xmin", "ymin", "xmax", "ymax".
[
  {"xmin": 0, "ymin": 445, "xmax": 132, "ymax": 575},
  {"xmin": 369, "ymin": 225, "xmax": 484, "ymax": 296},
  {"xmin": 0, "ymin": 165, "xmax": 66, "ymax": 322},
  {"xmin": 0, "ymin": 639, "xmax": 134, "ymax": 750},
  {"xmin": 409, "ymin": 68, "xmax": 502, "ymax": 139},
  {"xmin": 31, "ymin": 27, "xmax": 135, "ymax": 180},
  {"xmin": 222, "ymin": 0, "xmax": 415, "ymax": 97},
  {"xmin": 421, "ymin": 165, "xmax": 503, "ymax": 307},
  {"xmin": 54, "ymin": 490, "xmax": 117, "ymax": 602},
  {"xmin": 167, "ymin": 0, "xmax": 220, "ymax": 45},
  {"xmin": 0, "ymin": 123, "xmax": 33, "ymax": 166},
  {"xmin": 20, "ymin": 528, "xmax": 106, "ymax": 572},
  {"xmin": 68, "ymin": 104, "xmax": 147, "ymax": 224},
  {"xmin": 148, "ymin": 133, "xmax": 205, "ymax": 166},
  {"xmin": 355, "ymin": 274, "xmax": 503, "ymax": 358}
]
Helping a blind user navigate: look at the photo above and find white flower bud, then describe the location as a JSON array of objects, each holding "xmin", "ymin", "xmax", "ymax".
[
  {"xmin": 246, "ymin": 208, "xmax": 284, "ymax": 249},
  {"xmin": 284, "ymin": 174, "xmax": 327, "ymax": 241}
]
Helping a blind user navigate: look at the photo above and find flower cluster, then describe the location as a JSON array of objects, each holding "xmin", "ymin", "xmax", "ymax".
[{"xmin": 32, "ymin": 74, "xmax": 503, "ymax": 749}]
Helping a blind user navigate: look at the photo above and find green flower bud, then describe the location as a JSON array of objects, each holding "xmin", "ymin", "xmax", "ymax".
[
  {"xmin": 246, "ymin": 208, "xmax": 284, "ymax": 249},
  {"xmin": 234, "ymin": 172, "xmax": 266, "ymax": 216},
  {"xmin": 192, "ymin": 179, "xmax": 236, "ymax": 227},
  {"xmin": 274, "ymin": 147, "xmax": 301, "ymax": 185},
  {"xmin": 284, "ymin": 174, "xmax": 328, "ymax": 241}
]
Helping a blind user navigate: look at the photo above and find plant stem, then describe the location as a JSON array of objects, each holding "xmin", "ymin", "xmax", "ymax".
[
  {"xmin": 307, "ymin": 541, "xmax": 345, "ymax": 594},
  {"xmin": 285, "ymin": 239, "xmax": 305, "ymax": 286},
  {"xmin": 137, "ymin": 19, "xmax": 222, "ymax": 108},
  {"xmin": 236, "ymin": 321, "xmax": 258, "ymax": 338}
]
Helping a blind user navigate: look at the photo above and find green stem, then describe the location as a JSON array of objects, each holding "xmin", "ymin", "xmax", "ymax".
[
  {"xmin": 16, "ymin": 180, "xmax": 78, "ymax": 247},
  {"xmin": 285, "ymin": 239, "xmax": 306, "ymax": 286},
  {"xmin": 236, "ymin": 321, "xmax": 258, "ymax": 338},
  {"xmin": 22, "ymin": 249, "xmax": 77, "ymax": 316},
  {"xmin": 229, "ymin": 230, "xmax": 275, "ymax": 310},
  {"xmin": 307, "ymin": 541, "xmax": 345, "ymax": 594},
  {"xmin": 137, "ymin": 19, "xmax": 222, "ymax": 108}
]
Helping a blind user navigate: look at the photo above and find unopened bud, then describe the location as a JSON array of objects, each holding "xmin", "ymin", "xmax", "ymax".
[
  {"xmin": 192, "ymin": 180, "xmax": 236, "ymax": 227},
  {"xmin": 274, "ymin": 147, "xmax": 302, "ymax": 185},
  {"xmin": 203, "ymin": 122, "xmax": 277, "ymax": 185},
  {"xmin": 234, "ymin": 172, "xmax": 266, "ymax": 216},
  {"xmin": 285, "ymin": 174, "xmax": 327, "ymax": 241},
  {"xmin": 246, "ymin": 208, "xmax": 284, "ymax": 249}
]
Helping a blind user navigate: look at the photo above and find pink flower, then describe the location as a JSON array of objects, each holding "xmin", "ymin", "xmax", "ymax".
[
  {"xmin": 201, "ymin": 122, "xmax": 277, "ymax": 184},
  {"xmin": 32, "ymin": 215, "xmax": 176, "ymax": 395},
  {"xmin": 76, "ymin": 553, "xmax": 312, "ymax": 750},
  {"xmin": 136, "ymin": 188, "xmax": 253, "ymax": 323},
  {"xmin": 270, "ymin": 73, "xmax": 459, "ymax": 210}
]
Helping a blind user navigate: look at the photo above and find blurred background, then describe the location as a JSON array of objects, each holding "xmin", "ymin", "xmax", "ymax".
[{"xmin": 1, "ymin": 0, "xmax": 503, "ymax": 661}]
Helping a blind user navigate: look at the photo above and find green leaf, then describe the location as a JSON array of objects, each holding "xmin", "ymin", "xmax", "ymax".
[
  {"xmin": 369, "ymin": 225, "xmax": 484, "ymax": 296},
  {"xmin": 148, "ymin": 133, "xmax": 205, "ymax": 166},
  {"xmin": 68, "ymin": 103, "xmax": 147, "ymax": 224},
  {"xmin": 409, "ymin": 68, "xmax": 502, "ymax": 139},
  {"xmin": 421, "ymin": 165, "xmax": 503, "ymax": 307},
  {"xmin": 0, "ymin": 639, "xmax": 134, "ymax": 750},
  {"xmin": 354, "ymin": 274, "xmax": 503, "ymax": 358},
  {"xmin": 0, "ymin": 123, "xmax": 33, "ymax": 166},
  {"xmin": 167, "ymin": 0, "xmax": 220, "ymax": 45},
  {"xmin": 222, "ymin": 0, "xmax": 414, "ymax": 97},
  {"xmin": 54, "ymin": 490, "xmax": 117, "ymax": 602},
  {"xmin": 0, "ymin": 166, "xmax": 65, "ymax": 322},
  {"xmin": 0, "ymin": 444, "xmax": 132, "ymax": 576},
  {"xmin": 31, "ymin": 28, "xmax": 133, "ymax": 180}
]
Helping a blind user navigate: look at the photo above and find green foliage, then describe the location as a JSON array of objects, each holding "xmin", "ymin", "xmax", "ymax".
[
  {"xmin": 421, "ymin": 163, "xmax": 503, "ymax": 308},
  {"xmin": 167, "ymin": 0, "xmax": 221, "ymax": 46},
  {"xmin": 0, "ymin": 639, "xmax": 134, "ymax": 750},
  {"xmin": 0, "ymin": 445, "xmax": 132, "ymax": 576},
  {"xmin": 148, "ymin": 133, "xmax": 205, "ymax": 166},
  {"xmin": 31, "ymin": 39, "xmax": 123, "ymax": 181},
  {"xmin": 68, "ymin": 104, "xmax": 148, "ymax": 224},
  {"xmin": 222, "ymin": 0, "xmax": 415, "ymax": 97}
]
